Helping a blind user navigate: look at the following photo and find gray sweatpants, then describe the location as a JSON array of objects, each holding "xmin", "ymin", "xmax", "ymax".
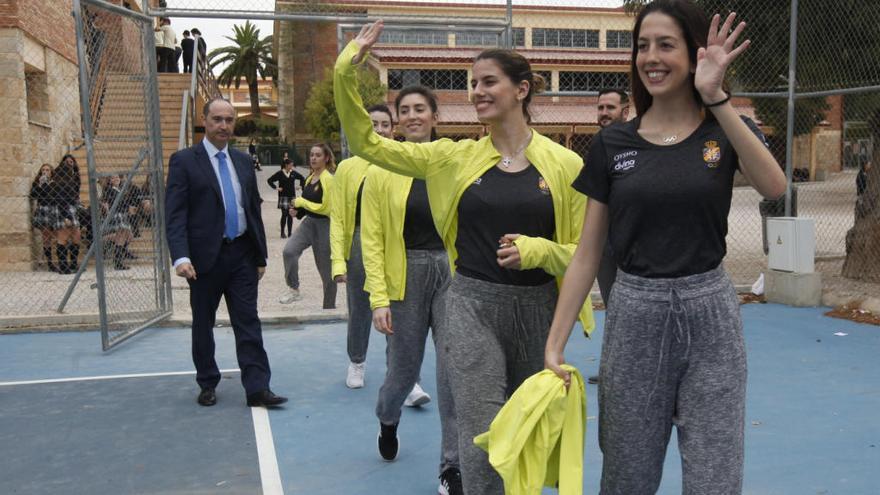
[
  {"xmin": 375, "ymin": 249, "xmax": 459, "ymax": 474},
  {"xmin": 442, "ymin": 274, "xmax": 557, "ymax": 495},
  {"xmin": 346, "ymin": 228, "xmax": 372, "ymax": 363},
  {"xmin": 598, "ymin": 266, "xmax": 746, "ymax": 495},
  {"xmin": 282, "ymin": 216, "xmax": 337, "ymax": 309}
]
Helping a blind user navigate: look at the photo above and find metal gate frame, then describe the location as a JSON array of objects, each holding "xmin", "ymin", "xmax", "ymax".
[{"xmin": 72, "ymin": 0, "xmax": 172, "ymax": 350}]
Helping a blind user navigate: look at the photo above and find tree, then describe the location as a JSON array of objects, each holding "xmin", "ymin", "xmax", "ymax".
[
  {"xmin": 304, "ymin": 66, "xmax": 387, "ymax": 143},
  {"xmin": 208, "ymin": 20, "xmax": 277, "ymax": 118}
]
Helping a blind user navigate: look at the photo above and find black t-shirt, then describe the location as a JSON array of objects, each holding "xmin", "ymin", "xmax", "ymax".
[
  {"xmin": 573, "ymin": 116, "xmax": 767, "ymax": 278},
  {"xmin": 300, "ymin": 177, "xmax": 326, "ymax": 219},
  {"xmin": 354, "ymin": 180, "xmax": 365, "ymax": 227},
  {"xmin": 403, "ymin": 179, "xmax": 444, "ymax": 251},
  {"xmin": 456, "ymin": 165, "xmax": 555, "ymax": 286}
]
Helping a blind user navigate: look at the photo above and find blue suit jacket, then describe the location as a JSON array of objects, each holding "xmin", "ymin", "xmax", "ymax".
[{"xmin": 165, "ymin": 141, "xmax": 268, "ymax": 273}]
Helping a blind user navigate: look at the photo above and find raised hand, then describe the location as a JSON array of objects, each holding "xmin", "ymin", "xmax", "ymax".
[
  {"xmin": 352, "ymin": 20, "xmax": 384, "ymax": 65},
  {"xmin": 695, "ymin": 12, "xmax": 749, "ymax": 104}
]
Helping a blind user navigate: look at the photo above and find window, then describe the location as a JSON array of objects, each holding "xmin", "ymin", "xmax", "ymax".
[
  {"xmin": 455, "ymin": 30, "xmax": 501, "ymax": 47},
  {"xmin": 558, "ymin": 71, "xmax": 629, "ymax": 92},
  {"xmin": 513, "ymin": 28, "xmax": 525, "ymax": 48},
  {"xmin": 25, "ymin": 67, "xmax": 50, "ymax": 125},
  {"xmin": 532, "ymin": 28, "xmax": 599, "ymax": 48},
  {"xmin": 606, "ymin": 30, "xmax": 632, "ymax": 49},
  {"xmin": 379, "ymin": 29, "xmax": 449, "ymax": 46},
  {"xmin": 387, "ymin": 69, "xmax": 468, "ymax": 90}
]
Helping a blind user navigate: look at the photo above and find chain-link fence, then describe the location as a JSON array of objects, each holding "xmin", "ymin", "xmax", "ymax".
[
  {"xmin": 0, "ymin": 0, "xmax": 172, "ymax": 347},
  {"xmin": 3, "ymin": 0, "xmax": 877, "ymax": 340}
]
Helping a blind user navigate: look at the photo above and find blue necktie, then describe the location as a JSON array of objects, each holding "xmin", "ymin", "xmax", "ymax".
[{"xmin": 216, "ymin": 151, "xmax": 239, "ymax": 240}]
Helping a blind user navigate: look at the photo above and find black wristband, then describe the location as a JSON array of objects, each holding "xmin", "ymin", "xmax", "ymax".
[{"xmin": 704, "ymin": 93, "xmax": 731, "ymax": 108}]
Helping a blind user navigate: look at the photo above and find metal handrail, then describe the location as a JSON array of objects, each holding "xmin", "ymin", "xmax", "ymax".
[{"xmin": 178, "ymin": 89, "xmax": 190, "ymax": 150}]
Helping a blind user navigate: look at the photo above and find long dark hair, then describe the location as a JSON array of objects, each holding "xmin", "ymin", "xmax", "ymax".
[
  {"xmin": 474, "ymin": 49, "xmax": 546, "ymax": 123},
  {"xmin": 630, "ymin": 0, "xmax": 711, "ymax": 116},
  {"xmin": 32, "ymin": 163, "xmax": 53, "ymax": 188},
  {"xmin": 394, "ymin": 86, "xmax": 439, "ymax": 141},
  {"xmin": 55, "ymin": 154, "xmax": 81, "ymax": 189}
]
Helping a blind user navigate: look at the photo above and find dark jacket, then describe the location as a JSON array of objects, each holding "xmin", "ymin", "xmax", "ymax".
[
  {"xmin": 267, "ymin": 169, "xmax": 306, "ymax": 199},
  {"xmin": 165, "ymin": 141, "xmax": 268, "ymax": 272}
]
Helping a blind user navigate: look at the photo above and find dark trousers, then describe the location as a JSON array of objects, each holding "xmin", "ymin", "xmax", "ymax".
[
  {"xmin": 157, "ymin": 47, "xmax": 175, "ymax": 73},
  {"xmin": 183, "ymin": 50, "xmax": 193, "ymax": 72},
  {"xmin": 188, "ymin": 236, "xmax": 271, "ymax": 395}
]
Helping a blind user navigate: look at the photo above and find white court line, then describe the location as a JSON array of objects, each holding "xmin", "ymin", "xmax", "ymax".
[
  {"xmin": 0, "ymin": 369, "xmax": 241, "ymax": 387},
  {"xmin": 252, "ymin": 406, "xmax": 284, "ymax": 495}
]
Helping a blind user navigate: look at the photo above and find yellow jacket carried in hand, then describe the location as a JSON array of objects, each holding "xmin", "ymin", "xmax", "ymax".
[
  {"xmin": 474, "ymin": 365, "xmax": 586, "ymax": 495},
  {"xmin": 330, "ymin": 156, "xmax": 371, "ymax": 278},
  {"xmin": 293, "ymin": 169, "xmax": 334, "ymax": 216},
  {"xmin": 333, "ymin": 40, "xmax": 594, "ymax": 334}
]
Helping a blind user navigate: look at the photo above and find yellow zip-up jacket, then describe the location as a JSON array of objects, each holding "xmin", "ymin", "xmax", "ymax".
[
  {"xmin": 330, "ymin": 156, "xmax": 371, "ymax": 278},
  {"xmin": 334, "ymin": 40, "xmax": 594, "ymax": 334},
  {"xmin": 474, "ymin": 365, "xmax": 586, "ymax": 495},
  {"xmin": 293, "ymin": 169, "xmax": 334, "ymax": 216},
  {"xmin": 361, "ymin": 167, "xmax": 432, "ymax": 310}
]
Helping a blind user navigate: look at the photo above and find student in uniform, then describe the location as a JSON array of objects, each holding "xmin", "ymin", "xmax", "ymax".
[
  {"xmin": 267, "ymin": 158, "xmax": 305, "ymax": 238},
  {"xmin": 280, "ymin": 143, "xmax": 337, "ymax": 309},
  {"xmin": 360, "ymin": 87, "xmax": 461, "ymax": 495},
  {"xmin": 544, "ymin": 2, "xmax": 787, "ymax": 493},
  {"xmin": 334, "ymin": 22, "xmax": 594, "ymax": 494}
]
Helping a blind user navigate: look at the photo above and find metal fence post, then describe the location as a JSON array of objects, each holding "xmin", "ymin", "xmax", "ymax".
[
  {"xmin": 784, "ymin": 0, "xmax": 799, "ymax": 217},
  {"xmin": 72, "ymin": 0, "xmax": 110, "ymax": 343}
]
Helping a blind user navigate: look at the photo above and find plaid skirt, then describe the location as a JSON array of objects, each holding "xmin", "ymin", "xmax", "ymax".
[
  {"xmin": 277, "ymin": 196, "xmax": 294, "ymax": 209},
  {"xmin": 51, "ymin": 205, "xmax": 81, "ymax": 230},
  {"xmin": 32, "ymin": 204, "xmax": 57, "ymax": 229},
  {"xmin": 105, "ymin": 212, "xmax": 132, "ymax": 233}
]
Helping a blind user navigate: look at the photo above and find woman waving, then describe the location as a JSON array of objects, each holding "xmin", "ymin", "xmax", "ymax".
[
  {"xmin": 335, "ymin": 21, "xmax": 594, "ymax": 494},
  {"xmin": 545, "ymin": 2, "xmax": 786, "ymax": 493}
]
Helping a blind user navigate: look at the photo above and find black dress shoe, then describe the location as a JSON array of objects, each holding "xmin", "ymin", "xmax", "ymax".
[
  {"xmin": 197, "ymin": 388, "xmax": 216, "ymax": 406},
  {"xmin": 246, "ymin": 390, "xmax": 288, "ymax": 407}
]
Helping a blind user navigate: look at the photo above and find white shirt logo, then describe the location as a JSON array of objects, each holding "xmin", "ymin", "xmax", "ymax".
[{"xmin": 612, "ymin": 151, "xmax": 638, "ymax": 172}]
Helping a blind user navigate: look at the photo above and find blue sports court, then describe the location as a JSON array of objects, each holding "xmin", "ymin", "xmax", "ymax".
[{"xmin": 1, "ymin": 304, "xmax": 877, "ymax": 494}]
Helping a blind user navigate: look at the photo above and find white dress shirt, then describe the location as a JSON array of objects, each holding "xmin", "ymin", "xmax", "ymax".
[{"xmin": 173, "ymin": 139, "xmax": 248, "ymax": 269}]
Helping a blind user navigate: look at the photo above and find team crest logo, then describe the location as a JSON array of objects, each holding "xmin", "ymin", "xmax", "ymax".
[
  {"xmin": 538, "ymin": 177, "xmax": 551, "ymax": 195},
  {"xmin": 703, "ymin": 140, "xmax": 721, "ymax": 168}
]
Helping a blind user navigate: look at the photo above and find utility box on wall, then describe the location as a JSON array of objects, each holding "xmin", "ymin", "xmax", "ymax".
[{"xmin": 767, "ymin": 217, "xmax": 816, "ymax": 273}]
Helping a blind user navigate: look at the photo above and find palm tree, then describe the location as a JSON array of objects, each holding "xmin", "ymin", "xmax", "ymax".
[{"xmin": 208, "ymin": 21, "xmax": 277, "ymax": 118}]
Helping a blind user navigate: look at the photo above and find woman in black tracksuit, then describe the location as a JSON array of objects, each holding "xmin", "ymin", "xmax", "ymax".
[{"xmin": 267, "ymin": 159, "xmax": 306, "ymax": 238}]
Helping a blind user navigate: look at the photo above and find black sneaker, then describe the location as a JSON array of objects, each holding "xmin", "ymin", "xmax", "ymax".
[
  {"xmin": 377, "ymin": 422, "xmax": 399, "ymax": 461},
  {"xmin": 438, "ymin": 467, "xmax": 463, "ymax": 495}
]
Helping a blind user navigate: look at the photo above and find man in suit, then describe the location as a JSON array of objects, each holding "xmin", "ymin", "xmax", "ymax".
[
  {"xmin": 181, "ymin": 30, "xmax": 194, "ymax": 73},
  {"xmin": 166, "ymin": 97, "xmax": 287, "ymax": 408}
]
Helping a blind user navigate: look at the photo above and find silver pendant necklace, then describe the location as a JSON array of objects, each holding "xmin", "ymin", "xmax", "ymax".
[
  {"xmin": 663, "ymin": 135, "xmax": 678, "ymax": 144},
  {"xmin": 500, "ymin": 134, "xmax": 533, "ymax": 168}
]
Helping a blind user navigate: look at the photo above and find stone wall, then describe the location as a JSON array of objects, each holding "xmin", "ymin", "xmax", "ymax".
[{"xmin": 0, "ymin": 23, "xmax": 82, "ymax": 271}]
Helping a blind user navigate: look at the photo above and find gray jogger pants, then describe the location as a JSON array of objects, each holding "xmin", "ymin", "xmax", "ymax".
[
  {"xmin": 442, "ymin": 274, "xmax": 557, "ymax": 495},
  {"xmin": 598, "ymin": 266, "xmax": 746, "ymax": 495},
  {"xmin": 346, "ymin": 228, "xmax": 372, "ymax": 363},
  {"xmin": 282, "ymin": 216, "xmax": 337, "ymax": 309},
  {"xmin": 375, "ymin": 249, "xmax": 459, "ymax": 474}
]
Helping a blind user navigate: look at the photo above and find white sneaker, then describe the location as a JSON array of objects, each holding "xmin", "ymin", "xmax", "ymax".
[
  {"xmin": 278, "ymin": 288, "xmax": 301, "ymax": 304},
  {"xmin": 346, "ymin": 362, "xmax": 365, "ymax": 389},
  {"xmin": 404, "ymin": 382, "xmax": 431, "ymax": 407}
]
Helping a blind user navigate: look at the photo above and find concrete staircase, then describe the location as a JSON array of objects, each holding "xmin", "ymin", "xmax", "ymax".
[{"xmin": 69, "ymin": 73, "xmax": 196, "ymax": 264}]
